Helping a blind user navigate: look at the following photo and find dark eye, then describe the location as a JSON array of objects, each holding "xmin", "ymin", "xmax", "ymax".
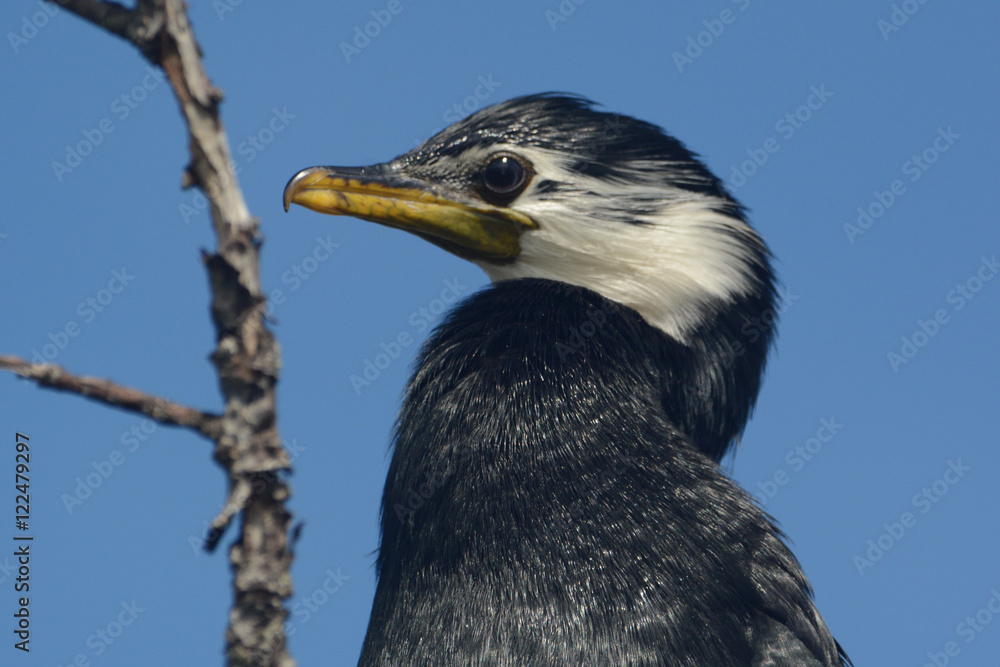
[{"xmin": 480, "ymin": 153, "xmax": 530, "ymax": 201}]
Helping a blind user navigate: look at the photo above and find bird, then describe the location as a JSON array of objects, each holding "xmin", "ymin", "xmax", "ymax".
[{"xmin": 284, "ymin": 93, "xmax": 849, "ymax": 666}]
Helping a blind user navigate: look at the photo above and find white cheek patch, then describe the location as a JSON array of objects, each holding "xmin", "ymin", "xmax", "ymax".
[{"xmin": 473, "ymin": 147, "xmax": 765, "ymax": 342}]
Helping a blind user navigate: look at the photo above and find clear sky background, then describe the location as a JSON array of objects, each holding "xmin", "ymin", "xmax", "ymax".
[{"xmin": 2, "ymin": 1, "xmax": 999, "ymax": 665}]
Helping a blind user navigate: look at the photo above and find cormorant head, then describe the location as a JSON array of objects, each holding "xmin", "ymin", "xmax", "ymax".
[{"xmin": 284, "ymin": 93, "xmax": 774, "ymax": 344}]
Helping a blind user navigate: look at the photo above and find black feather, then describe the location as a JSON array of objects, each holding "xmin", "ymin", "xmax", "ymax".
[
  {"xmin": 401, "ymin": 94, "xmax": 744, "ymax": 220},
  {"xmin": 359, "ymin": 280, "xmax": 848, "ymax": 666}
]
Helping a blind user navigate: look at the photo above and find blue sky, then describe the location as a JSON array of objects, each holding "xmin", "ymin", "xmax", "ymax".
[{"xmin": 2, "ymin": 1, "xmax": 998, "ymax": 665}]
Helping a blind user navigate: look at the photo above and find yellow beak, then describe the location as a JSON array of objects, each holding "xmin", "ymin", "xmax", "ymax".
[{"xmin": 283, "ymin": 166, "xmax": 536, "ymax": 261}]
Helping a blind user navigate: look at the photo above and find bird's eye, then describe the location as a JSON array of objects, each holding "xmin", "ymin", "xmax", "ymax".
[{"xmin": 480, "ymin": 153, "xmax": 530, "ymax": 202}]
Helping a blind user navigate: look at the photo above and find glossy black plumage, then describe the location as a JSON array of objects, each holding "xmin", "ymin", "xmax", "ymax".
[
  {"xmin": 283, "ymin": 93, "xmax": 848, "ymax": 665},
  {"xmin": 360, "ymin": 280, "xmax": 847, "ymax": 666}
]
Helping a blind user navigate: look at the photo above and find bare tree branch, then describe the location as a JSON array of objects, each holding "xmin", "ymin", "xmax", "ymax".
[
  {"xmin": 0, "ymin": 355, "xmax": 222, "ymax": 437},
  {"xmin": 18, "ymin": 1, "xmax": 297, "ymax": 665}
]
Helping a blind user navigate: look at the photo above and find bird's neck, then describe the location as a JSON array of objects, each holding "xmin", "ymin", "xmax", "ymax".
[
  {"xmin": 361, "ymin": 279, "xmax": 777, "ymax": 664},
  {"xmin": 379, "ymin": 277, "xmax": 772, "ymax": 515}
]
